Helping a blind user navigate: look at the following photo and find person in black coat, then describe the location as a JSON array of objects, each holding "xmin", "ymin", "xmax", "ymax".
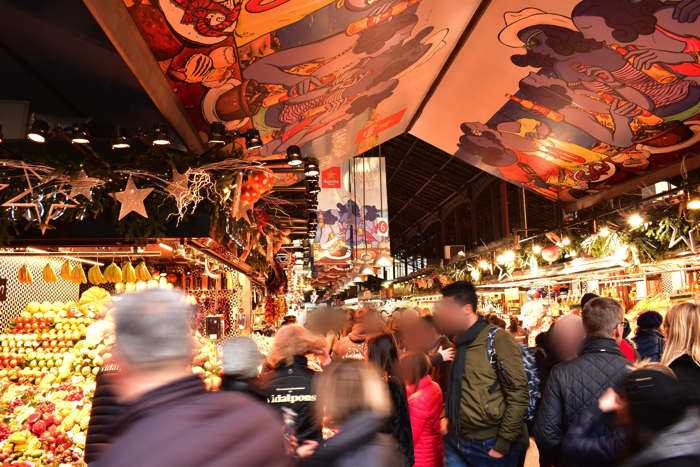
[
  {"xmin": 259, "ymin": 325, "xmax": 329, "ymax": 444},
  {"xmin": 366, "ymin": 331, "xmax": 414, "ymax": 467},
  {"xmin": 562, "ymin": 364, "xmax": 700, "ymax": 467},
  {"xmin": 534, "ymin": 298, "xmax": 630, "ymax": 467},
  {"xmin": 299, "ymin": 359, "xmax": 398, "ymax": 467},
  {"xmin": 85, "ymin": 362, "xmax": 123, "ymax": 465},
  {"xmin": 661, "ymin": 303, "xmax": 700, "ymax": 408},
  {"xmin": 219, "ymin": 337, "xmax": 268, "ymax": 403},
  {"xmin": 632, "ymin": 311, "xmax": 666, "ymax": 363}
]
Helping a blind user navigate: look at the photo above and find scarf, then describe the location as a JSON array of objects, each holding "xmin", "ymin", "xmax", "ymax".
[{"xmin": 445, "ymin": 315, "xmax": 487, "ymax": 438}]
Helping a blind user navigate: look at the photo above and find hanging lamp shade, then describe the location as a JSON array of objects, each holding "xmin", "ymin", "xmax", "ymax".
[
  {"xmin": 373, "ymin": 240, "xmax": 392, "ymax": 267},
  {"xmin": 359, "ymin": 252, "xmax": 374, "ymax": 275}
]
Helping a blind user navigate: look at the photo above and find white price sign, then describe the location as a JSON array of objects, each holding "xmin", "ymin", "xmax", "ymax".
[{"xmin": 376, "ymin": 218, "xmax": 389, "ymax": 237}]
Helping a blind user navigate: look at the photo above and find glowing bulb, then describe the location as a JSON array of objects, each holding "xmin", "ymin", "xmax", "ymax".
[
  {"xmin": 570, "ymin": 250, "xmax": 577, "ymax": 258},
  {"xmin": 600, "ymin": 227, "xmax": 610, "ymax": 237},
  {"xmin": 504, "ymin": 251, "xmax": 516, "ymax": 262},
  {"xmin": 689, "ymin": 198, "xmax": 700, "ymax": 210},
  {"xmin": 629, "ymin": 214, "xmax": 643, "ymax": 227},
  {"xmin": 532, "ymin": 245, "xmax": 542, "ymax": 254},
  {"xmin": 496, "ymin": 254, "xmax": 505, "ymax": 264},
  {"xmin": 562, "ymin": 237, "xmax": 571, "ymax": 246},
  {"xmin": 479, "ymin": 260, "xmax": 489, "ymax": 270}
]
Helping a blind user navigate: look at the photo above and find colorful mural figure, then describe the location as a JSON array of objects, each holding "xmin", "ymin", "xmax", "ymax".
[
  {"xmin": 454, "ymin": 0, "xmax": 700, "ymax": 203},
  {"xmin": 122, "ymin": 0, "xmax": 467, "ymax": 166}
]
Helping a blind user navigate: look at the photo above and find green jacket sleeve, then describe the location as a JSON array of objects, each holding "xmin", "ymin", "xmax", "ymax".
[{"xmin": 492, "ymin": 331, "xmax": 529, "ymax": 455}]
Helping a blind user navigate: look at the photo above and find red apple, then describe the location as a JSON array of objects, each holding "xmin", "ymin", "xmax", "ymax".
[
  {"xmin": 42, "ymin": 342, "xmax": 49, "ymax": 349},
  {"xmin": 9, "ymin": 359, "xmax": 17, "ymax": 367}
]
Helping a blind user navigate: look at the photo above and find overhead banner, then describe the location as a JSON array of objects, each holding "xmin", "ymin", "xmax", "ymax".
[
  {"xmin": 411, "ymin": 0, "xmax": 700, "ymax": 204},
  {"xmin": 313, "ymin": 157, "xmax": 388, "ymax": 284},
  {"xmin": 117, "ymin": 0, "xmax": 483, "ymax": 167}
]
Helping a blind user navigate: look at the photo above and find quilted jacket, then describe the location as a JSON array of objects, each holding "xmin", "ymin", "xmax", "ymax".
[
  {"xmin": 406, "ymin": 376, "xmax": 444, "ymax": 467},
  {"xmin": 534, "ymin": 337, "xmax": 631, "ymax": 467}
]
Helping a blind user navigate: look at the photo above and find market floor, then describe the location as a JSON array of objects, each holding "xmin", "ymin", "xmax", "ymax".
[{"xmin": 524, "ymin": 437, "xmax": 540, "ymax": 467}]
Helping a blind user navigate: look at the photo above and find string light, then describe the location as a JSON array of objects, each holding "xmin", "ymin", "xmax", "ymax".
[
  {"xmin": 503, "ymin": 250, "xmax": 516, "ymax": 262},
  {"xmin": 532, "ymin": 245, "xmax": 542, "ymax": 254},
  {"xmin": 600, "ymin": 227, "xmax": 610, "ymax": 237},
  {"xmin": 629, "ymin": 214, "xmax": 643, "ymax": 227},
  {"xmin": 479, "ymin": 260, "xmax": 489, "ymax": 270},
  {"xmin": 562, "ymin": 237, "xmax": 571, "ymax": 246}
]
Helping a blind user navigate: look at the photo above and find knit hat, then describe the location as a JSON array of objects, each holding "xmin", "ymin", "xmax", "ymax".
[
  {"xmin": 222, "ymin": 337, "xmax": 265, "ymax": 380},
  {"xmin": 636, "ymin": 310, "xmax": 664, "ymax": 329},
  {"xmin": 581, "ymin": 293, "xmax": 599, "ymax": 310},
  {"xmin": 621, "ymin": 369, "xmax": 688, "ymax": 433}
]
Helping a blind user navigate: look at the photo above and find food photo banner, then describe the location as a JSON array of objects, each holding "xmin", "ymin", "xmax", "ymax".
[
  {"xmin": 410, "ymin": 0, "xmax": 700, "ymax": 205},
  {"xmin": 107, "ymin": 0, "xmax": 483, "ymax": 167},
  {"xmin": 313, "ymin": 157, "xmax": 388, "ymax": 283}
]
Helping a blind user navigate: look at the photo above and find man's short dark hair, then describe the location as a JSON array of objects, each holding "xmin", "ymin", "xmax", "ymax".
[
  {"xmin": 441, "ymin": 281, "xmax": 478, "ymax": 311},
  {"xmin": 582, "ymin": 297, "xmax": 624, "ymax": 338},
  {"xmin": 420, "ymin": 315, "xmax": 441, "ymax": 334}
]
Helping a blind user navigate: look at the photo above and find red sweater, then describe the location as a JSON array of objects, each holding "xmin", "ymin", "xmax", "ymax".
[
  {"xmin": 619, "ymin": 339, "xmax": 636, "ymax": 362},
  {"xmin": 406, "ymin": 376, "xmax": 444, "ymax": 467}
]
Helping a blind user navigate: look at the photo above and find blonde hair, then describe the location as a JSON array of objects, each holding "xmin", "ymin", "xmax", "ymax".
[
  {"xmin": 314, "ymin": 359, "xmax": 391, "ymax": 427},
  {"xmin": 632, "ymin": 359, "xmax": 677, "ymax": 378},
  {"xmin": 661, "ymin": 303, "xmax": 700, "ymax": 366},
  {"xmin": 267, "ymin": 325, "xmax": 327, "ymax": 369}
]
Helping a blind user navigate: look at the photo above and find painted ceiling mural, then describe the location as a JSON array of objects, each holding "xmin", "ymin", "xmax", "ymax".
[
  {"xmin": 120, "ymin": 0, "xmax": 481, "ymax": 168},
  {"xmin": 411, "ymin": 0, "xmax": 700, "ymax": 203}
]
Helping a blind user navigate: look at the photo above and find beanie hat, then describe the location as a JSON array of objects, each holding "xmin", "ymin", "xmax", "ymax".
[
  {"xmin": 636, "ymin": 310, "xmax": 664, "ymax": 329},
  {"xmin": 222, "ymin": 337, "xmax": 265, "ymax": 380},
  {"xmin": 621, "ymin": 369, "xmax": 688, "ymax": 433},
  {"xmin": 581, "ymin": 293, "xmax": 599, "ymax": 310}
]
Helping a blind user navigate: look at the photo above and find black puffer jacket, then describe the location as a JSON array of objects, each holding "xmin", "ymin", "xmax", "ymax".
[
  {"xmin": 302, "ymin": 411, "xmax": 398, "ymax": 467},
  {"xmin": 259, "ymin": 355, "xmax": 322, "ymax": 443},
  {"xmin": 631, "ymin": 330, "xmax": 665, "ymax": 362},
  {"xmin": 669, "ymin": 354, "xmax": 700, "ymax": 407},
  {"xmin": 380, "ymin": 378, "xmax": 414, "ymax": 466},
  {"xmin": 85, "ymin": 363, "xmax": 123, "ymax": 464},
  {"xmin": 534, "ymin": 337, "xmax": 630, "ymax": 467}
]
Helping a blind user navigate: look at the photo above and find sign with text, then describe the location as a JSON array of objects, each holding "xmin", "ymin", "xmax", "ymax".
[{"xmin": 321, "ymin": 167, "xmax": 341, "ymax": 189}]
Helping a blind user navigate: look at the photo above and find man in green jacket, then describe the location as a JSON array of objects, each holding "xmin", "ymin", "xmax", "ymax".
[{"xmin": 436, "ymin": 281, "xmax": 529, "ymax": 466}]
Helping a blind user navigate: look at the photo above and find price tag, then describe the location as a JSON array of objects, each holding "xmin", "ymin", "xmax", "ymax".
[{"xmin": 376, "ymin": 218, "xmax": 389, "ymax": 236}]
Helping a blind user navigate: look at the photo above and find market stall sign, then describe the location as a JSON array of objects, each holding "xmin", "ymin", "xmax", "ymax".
[{"xmin": 505, "ymin": 288, "xmax": 519, "ymax": 301}]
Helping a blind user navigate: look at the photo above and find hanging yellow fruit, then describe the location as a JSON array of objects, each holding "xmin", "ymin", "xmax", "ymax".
[
  {"xmin": 71, "ymin": 265, "xmax": 87, "ymax": 284},
  {"xmin": 88, "ymin": 264, "xmax": 105, "ymax": 285},
  {"xmin": 60, "ymin": 260, "xmax": 72, "ymax": 281},
  {"xmin": 43, "ymin": 263, "xmax": 58, "ymax": 283},
  {"xmin": 135, "ymin": 261, "xmax": 152, "ymax": 281},
  {"xmin": 122, "ymin": 262, "xmax": 136, "ymax": 283},
  {"xmin": 18, "ymin": 264, "xmax": 33, "ymax": 284}
]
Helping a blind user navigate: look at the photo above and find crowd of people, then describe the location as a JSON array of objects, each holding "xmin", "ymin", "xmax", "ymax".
[{"xmin": 83, "ymin": 283, "xmax": 700, "ymax": 466}]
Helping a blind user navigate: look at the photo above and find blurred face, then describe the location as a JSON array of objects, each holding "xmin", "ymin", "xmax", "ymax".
[{"xmin": 435, "ymin": 297, "xmax": 471, "ymax": 336}]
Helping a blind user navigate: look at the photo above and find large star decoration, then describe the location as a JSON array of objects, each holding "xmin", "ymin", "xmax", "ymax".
[
  {"xmin": 669, "ymin": 226, "xmax": 697, "ymax": 253},
  {"xmin": 1, "ymin": 167, "xmax": 49, "ymax": 225},
  {"xmin": 110, "ymin": 177, "xmax": 153, "ymax": 220},
  {"xmin": 69, "ymin": 170, "xmax": 101, "ymax": 201}
]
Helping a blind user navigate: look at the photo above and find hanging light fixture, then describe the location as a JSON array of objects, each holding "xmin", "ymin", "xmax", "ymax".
[
  {"xmin": 304, "ymin": 158, "xmax": 320, "ymax": 177},
  {"xmin": 286, "ymin": 145, "xmax": 303, "ymax": 166},
  {"xmin": 208, "ymin": 122, "xmax": 227, "ymax": 144},
  {"xmin": 112, "ymin": 126, "xmax": 130, "ymax": 149},
  {"xmin": 374, "ymin": 241, "xmax": 392, "ymax": 267},
  {"xmin": 27, "ymin": 119, "xmax": 50, "ymax": 143},
  {"xmin": 307, "ymin": 180, "xmax": 320, "ymax": 195},
  {"xmin": 688, "ymin": 189, "xmax": 700, "ymax": 210},
  {"xmin": 71, "ymin": 122, "xmax": 90, "ymax": 144},
  {"xmin": 351, "ymin": 263, "xmax": 363, "ymax": 283},
  {"xmin": 360, "ymin": 252, "xmax": 374, "ymax": 275},
  {"xmin": 152, "ymin": 123, "xmax": 170, "ymax": 146},
  {"xmin": 245, "ymin": 128, "xmax": 262, "ymax": 149}
]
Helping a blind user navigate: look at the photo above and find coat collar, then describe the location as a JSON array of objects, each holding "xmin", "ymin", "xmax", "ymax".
[{"xmin": 579, "ymin": 336, "xmax": 624, "ymax": 358}]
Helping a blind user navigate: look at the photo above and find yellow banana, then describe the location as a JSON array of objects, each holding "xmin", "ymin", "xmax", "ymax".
[
  {"xmin": 60, "ymin": 260, "xmax": 72, "ymax": 281},
  {"xmin": 122, "ymin": 262, "xmax": 136, "ymax": 283},
  {"xmin": 18, "ymin": 265, "xmax": 33, "ymax": 284},
  {"xmin": 43, "ymin": 263, "xmax": 58, "ymax": 283},
  {"xmin": 89, "ymin": 264, "xmax": 104, "ymax": 284},
  {"xmin": 136, "ymin": 261, "xmax": 152, "ymax": 281}
]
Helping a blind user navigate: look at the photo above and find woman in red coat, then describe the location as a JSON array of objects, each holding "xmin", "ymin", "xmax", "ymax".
[{"xmin": 400, "ymin": 352, "xmax": 444, "ymax": 467}]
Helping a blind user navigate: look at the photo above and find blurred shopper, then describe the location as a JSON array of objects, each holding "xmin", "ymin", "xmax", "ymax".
[
  {"xmin": 538, "ymin": 315, "xmax": 585, "ymax": 394},
  {"xmin": 333, "ymin": 307, "xmax": 383, "ymax": 359},
  {"xmin": 562, "ymin": 363, "xmax": 700, "ymax": 467},
  {"xmin": 400, "ymin": 352, "xmax": 444, "ymax": 467},
  {"xmin": 418, "ymin": 315, "xmax": 455, "ymax": 396},
  {"xmin": 367, "ymin": 332, "xmax": 415, "ymax": 466},
  {"xmin": 583, "ymin": 293, "xmax": 637, "ymax": 361},
  {"xmin": 281, "ymin": 315, "xmax": 298, "ymax": 328},
  {"xmin": 436, "ymin": 281, "xmax": 529, "ymax": 466},
  {"xmin": 260, "ymin": 325, "xmax": 328, "ymax": 444},
  {"xmin": 632, "ymin": 311, "xmax": 666, "ymax": 362},
  {"xmin": 662, "ymin": 303, "xmax": 700, "ymax": 407},
  {"xmin": 300, "ymin": 360, "xmax": 398, "ymax": 467},
  {"xmin": 533, "ymin": 332, "xmax": 547, "ymax": 365},
  {"xmin": 492, "ymin": 317, "xmax": 507, "ymax": 330},
  {"xmin": 100, "ymin": 290, "xmax": 289, "ymax": 467},
  {"xmin": 508, "ymin": 317, "xmax": 528, "ymax": 344},
  {"xmin": 534, "ymin": 297, "xmax": 630, "ymax": 467},
  {"xmin": 220, "ymin": 336, "xmax": 267, "ymax": 402},
  {"xmin": 85, "ymin": 360, "xmax": 122, "ymax": 464}
]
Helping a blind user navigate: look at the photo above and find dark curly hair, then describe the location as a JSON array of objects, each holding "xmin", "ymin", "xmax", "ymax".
[
  {"xmin": 572, "ymin": 0, "xmax": 663, "ymax": 44},
  {"xmin": 519, "ymin": 79, "xmax": 572, "ymax": 111},
  {"xmin": 321, "ymin": 209, "xmax": 338, "ymax": 225},
  {"xmin": 346, "ymin": 80, "xmax": 399, "ymax": 117},
  {"xmin": 511, "ymin": 25, "xmax": 603, "ymax": 70},
  {"xmin": 362, "ymin": 205, "xmax": 380, "ymax": 221},
  {"xmin": 457, "ymin": 126, "xmax": 506, "ymax": 162},
  {"xmin": 354, "ymin": 14, "xmax": 419, "ymax": 55}
]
